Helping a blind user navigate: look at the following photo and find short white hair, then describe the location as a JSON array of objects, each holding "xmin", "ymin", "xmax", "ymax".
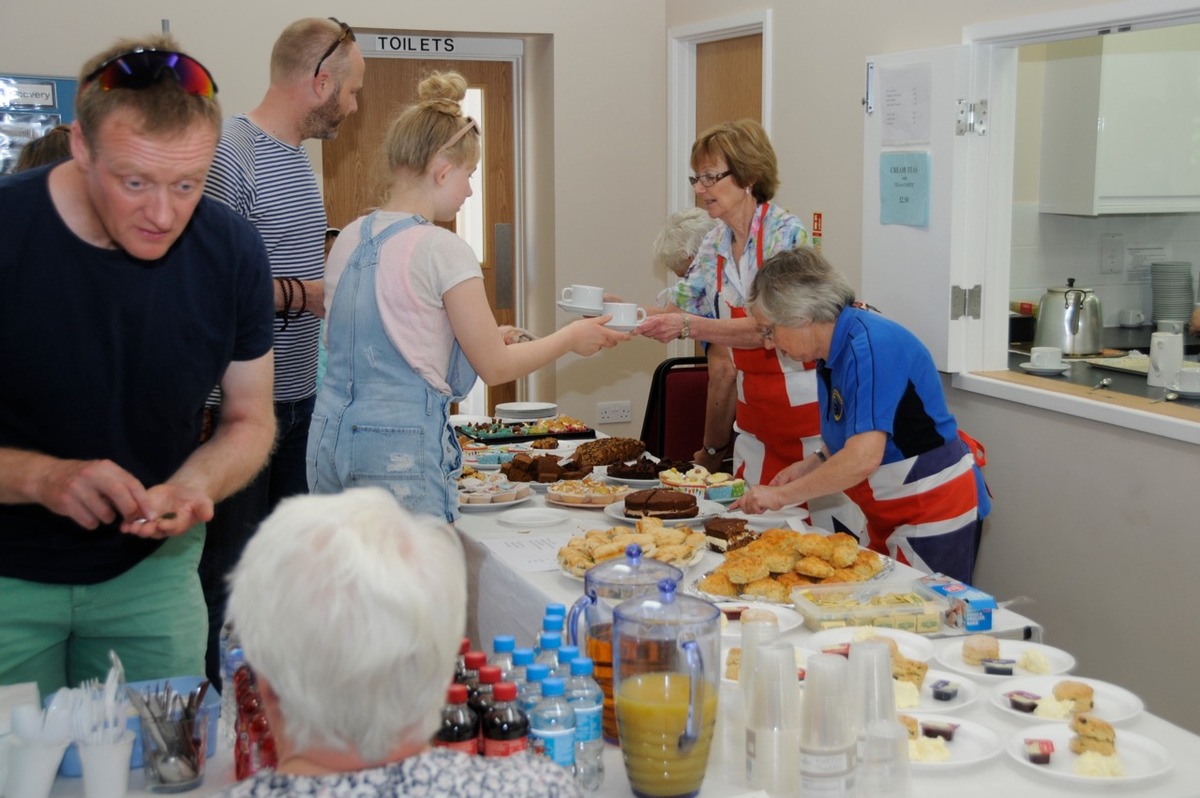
[
  {"xmin": 652, "ymin": 207, "xmax": 719, "ymax": 277},
  {"xmin": 227, "ymin": 487, "xmax": 467, "ymax": 762}
]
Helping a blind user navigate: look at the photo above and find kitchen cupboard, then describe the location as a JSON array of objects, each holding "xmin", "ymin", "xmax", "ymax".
[{"xmin": 1038, "ymin": 25, "xmax": 1200, "ymax": 216}]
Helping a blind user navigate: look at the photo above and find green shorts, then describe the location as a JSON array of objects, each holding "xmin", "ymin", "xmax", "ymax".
[{"xmin": 0, "ymin": 526, "xmax": 207, "ymax": 699}]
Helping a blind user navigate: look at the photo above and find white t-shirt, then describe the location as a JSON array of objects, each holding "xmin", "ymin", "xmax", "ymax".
[{"xmin": 325, "ymin": 212, "xmax": 483, "ymax": 394}]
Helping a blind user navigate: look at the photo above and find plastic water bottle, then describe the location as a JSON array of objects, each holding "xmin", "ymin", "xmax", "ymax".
[
  {"xmin": 555, "ymin": 644, "xmax": 579, "ymax": 680},
  {"xmin": 535, "ymin": 632, "xmax": 562, "ymax": 674},
  {"xmin": 433, "ymin": 683, "xmax": 479, "ymax": 755},
  {"xmin": 491, "ymin": 634, "xmax": 516, "ymax": 681},
  {"xmin": 529, "ymin": 677, "xmax": 576, "ymax": 771},
  {"xmin": 511, "ymin": 647, "xmax": 534, "ymax": 687},
  {"xmin": 218, "ymin": 621, "xmax": 244, "ymax": 749},
  {"xmin": 535, "ymin": 612, "xmax": 565, "ymax": 656},
  {"xmin": 564, "ymin": 657, "xmax": 605, "ymax": 791},
  {"xmin": 520, "ymin": 662, "xmax": 551, "ymax": 715}
]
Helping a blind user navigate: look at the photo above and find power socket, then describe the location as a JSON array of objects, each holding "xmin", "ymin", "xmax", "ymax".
[
  {"xmin": 1100, "ymin": 233, "xmax": 1124, "ymax": 275},
  {"xmin": 596, "ymin": 400, "xmax": 632, "ymax": 425}
]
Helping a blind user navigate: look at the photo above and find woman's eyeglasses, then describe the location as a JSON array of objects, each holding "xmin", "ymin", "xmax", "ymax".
[
  {"xmin": 688, "ymin": 170, "xmax": 732, "ymax": 188},
  {"xmin": 314, "ymin": 18, "xmax": 356, "ymax": 77},
  {"xmin": 82, "ymin": 48, "xmax": 218, "ymax": 99}
]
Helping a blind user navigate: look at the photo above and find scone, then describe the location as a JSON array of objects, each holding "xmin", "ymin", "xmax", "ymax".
[
  {"xmin": 1054, "ymin": 679, "xmax": 1095, "ymax": 713},
  {"xmin": 697, "ymin": 571, "xmax": 739, "ymax": 598},
  {"xmin": 962, "ymin": 634, "xmax": 1000, "ymax": 666},
  {"xmin": 742, "ymin": 577, "xmax": 790, "ymax": 603},
  {"xmin": 720, "ymin": 554, "xmax": 771, "ymax": 585},
  {"xmin": 892, "ymin": 655, "xmax": 929, "ymax": 687},
  {"xmin": 898, "ymin": 714, "xmax": 919, "ymax": 740},
  {"xmin": 1069, "ymin": 713, "xmax": 1116, "ymax": 756}
]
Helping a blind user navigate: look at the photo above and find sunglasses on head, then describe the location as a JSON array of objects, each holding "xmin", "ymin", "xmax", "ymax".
[
  {"xmin": 314, "ymin": 18, "xmax": 356, "ymax": 77},
  {"xmin": 82, "ymin": 48, "xmax": 218, "ymax": 99}
]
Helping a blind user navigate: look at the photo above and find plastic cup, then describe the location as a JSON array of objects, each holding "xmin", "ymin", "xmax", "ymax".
[
  {"xmin": 5, "ymin": 740, "xmax": 68, "ymax": 798},
  {"xmin": 849, "ymin": 639, "xmax": 897, "ymax": 745},
  {"xmin": 79, "ymin": 732, "xmax": 135, "ymax": 798},
  {"xmin": 746, "ymin": 643, "xmax": 801, "ymax": 794},
  {"xmin": 858, "ymin": 719, "xmax": 911, "ymax": 798}
]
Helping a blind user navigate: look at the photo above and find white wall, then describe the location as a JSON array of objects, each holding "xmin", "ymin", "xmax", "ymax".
[{"xmin": 6, "ymin": 0, "xmax": 1197, "ymax": 732}]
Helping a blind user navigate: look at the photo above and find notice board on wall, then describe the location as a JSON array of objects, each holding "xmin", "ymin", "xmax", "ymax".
[{"xmin": 0, "ymin": 74, "xmax": 77, "ymax": 175}]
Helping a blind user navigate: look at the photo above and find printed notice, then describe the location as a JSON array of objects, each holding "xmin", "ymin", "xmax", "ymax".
[
  {"xmin": 479, "ymin": 530, "xmax": 576, "ymax": 573},
  {"xmin": 1124, "ymin": 245, "xmax": 1171, "ymax": 283},
  {"xmin": 880, "ymin": 63, "xmax": 932, "ymax": 146},
  {"xmin": 880, "ymin": 152, "xmax": 930, "ymax": 227}
]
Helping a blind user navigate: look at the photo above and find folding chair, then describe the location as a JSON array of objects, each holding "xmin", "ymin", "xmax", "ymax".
[{"xmin": 638, "ymin": 356, "xmax": 709, "ymax": 462}]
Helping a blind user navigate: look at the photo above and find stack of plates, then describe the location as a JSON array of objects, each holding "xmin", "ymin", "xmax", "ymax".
[
  {"xmin": 493, "ymin": 401, "xmax": 557, "ymax": 421},
  {"xmin": 1150, "ymin": 262, "xmax": 1195, "ymax": 323}
]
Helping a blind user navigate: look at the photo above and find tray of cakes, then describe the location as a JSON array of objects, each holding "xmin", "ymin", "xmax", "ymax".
[
  {"xmin": 604, "ymin": 455, "xmax": 693, "ymax": 487},
  {"xmin": 658, "ymin": 465, "xmax": 746, "ymax": 502},
  {"xmin": 455, "ymin": 414, "xmax": 594, "ymax": 444},
  {"xmin": 555, "ymin": 517, "xmax": 708, "ymax": 579},
  {"xmin": 457, "ymin": 468, "xmax": 534, "ymax": 510},
  {"xmin": 545, "ymin": 477, "xmax": 632, "ymax": 507},
  {"xmin": 689, "ymin": 526, "xmax": 894, "ymax": 605},
  {"xmin": 499, "ymin": 452, "xmax": 593, "ymax": 490}
]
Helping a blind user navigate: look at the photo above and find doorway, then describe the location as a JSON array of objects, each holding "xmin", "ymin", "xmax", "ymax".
[{"xmin": 322, "ymin": 56, "xmax": 517, "ymax": 412}]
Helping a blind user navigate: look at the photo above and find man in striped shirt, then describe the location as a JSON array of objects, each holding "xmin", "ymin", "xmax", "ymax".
[{"xmin": 199, "ymin": 17, "xmax": 365, "ymax": 687}]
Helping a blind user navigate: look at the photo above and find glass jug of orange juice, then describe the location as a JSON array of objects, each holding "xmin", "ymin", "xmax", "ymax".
[
  {"xmin": 613, "ymin": 578, "xmax": 719, "ymax": 798},
  {"xmin": 567, "ymin": 544, "xmax": 683, "ymax": 744}
]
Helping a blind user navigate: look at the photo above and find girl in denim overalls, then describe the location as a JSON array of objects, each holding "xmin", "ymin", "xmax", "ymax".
[{"xmin": 308, "ymin": 71, "xmax": 628, "ymax": 522}]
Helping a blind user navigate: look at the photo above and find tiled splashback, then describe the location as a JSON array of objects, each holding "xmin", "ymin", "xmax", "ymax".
[{"xmin": 1010, "ymin": 202, "xmax": 1200, "ymax": 326}]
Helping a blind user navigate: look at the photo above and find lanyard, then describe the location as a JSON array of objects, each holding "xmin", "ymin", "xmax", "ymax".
[{"xmin": 715, "ymin": 202, "xmax": 769, "ymax": 302}]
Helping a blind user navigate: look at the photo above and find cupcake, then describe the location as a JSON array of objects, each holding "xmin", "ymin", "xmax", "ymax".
[
  {"xmin": 476, "ymin": 449, "xmax": 516, "ymax": 466},
  {"xmin": 704, "ymin": 472, "xmax": 746, "ymax": 501},
  {"xmin": 659, "ymin": 466, "xmax": 709, "ymax": 498}
]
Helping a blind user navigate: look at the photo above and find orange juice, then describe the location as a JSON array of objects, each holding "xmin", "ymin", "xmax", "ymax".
[{"xmin": 615, "ymin": 672, "xmax": 718, "ymax": 798}]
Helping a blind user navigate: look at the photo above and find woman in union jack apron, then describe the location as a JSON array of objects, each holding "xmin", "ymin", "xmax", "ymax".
[
  {"xmin": 732, "ymin": 248, "xmax": 990, "ymax": 583},
  {"xmin": 640, "ymin": 120, "xmax": 864, "ymax": 535}
]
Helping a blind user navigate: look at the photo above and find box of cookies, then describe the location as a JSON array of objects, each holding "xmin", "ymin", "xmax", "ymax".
[
  {"xmin": 789, "ymin": 577, "xmax": 947, "ymax": 634},
  {"xmin": 912, "ymin": 574, "xmax": 997, "ymax": 632}
]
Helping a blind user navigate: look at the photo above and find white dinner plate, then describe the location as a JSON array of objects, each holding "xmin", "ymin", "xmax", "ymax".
[
  {"xmin": 1004, "ymin": 724, "xmax": 1172, "ymax": 784},
  {"xmin": 806, "ymin": 626, "xmax": 935, "ymax": 662},
  {"xmin": 604, "ymin": 475, "xmax": 662, "ymax": 488},
  {"xmin": 901, "ymin": 669, "xmax": 981, "ymax": 714},
  {"xmin": 457, "ymin": 492, "xmax": 534, "ymax": 512},
  {"xmin": 494, "ymin": 401, "xmax": 558, "ymax": 420},
  {"xmin": 720, "ymin": 644, "xmax": 817, "ymax": 684},
  {"xmin": 450, "ymin": 413, "xmax": 494, "ymax": 427},
  {"xmin": 557, "ymin": 545, "xmax": 705, "ymax": 582},
  {"xmin": 466, "ymin": 461, "xmax": 502, "ymax": 472},
  {"xmin": 908, "ymin": 716, "xmax": 1002, "ymax": 770},
  {"xmin": 934, "ymin": 638, "xmax": 1075, "ymax": 682},
  {"xmin": 989, "ymin": 675, "xmax": 1144, "ymax": 724},
  {"xmin": 546, "ymin": 496, "xmax": 625, "ymax": 511},
  {"xmin": 715, "ymin": 602, "xmax": 804, "ymax": 639},
  {"xmin": 1019, "ymin": 362, "xmax": 1071, "ymax": 376},
  {"xmin": 496, "ymin": 507, "xmax": 572, "ymax": 528},
  {"xmin": 715, "ymin": 506, "xmax": 810, "ymax": 530},
  {"xmin": 556, "ymin": 299, "xmax": 603, "ymax": 316},
  {"xmin": 603, "ymin": 498, "xmax": 724, "ymax": 525},
  {"xmin": 1170, "ymin": 387, "xmax": 1200, "ymax": 399}
]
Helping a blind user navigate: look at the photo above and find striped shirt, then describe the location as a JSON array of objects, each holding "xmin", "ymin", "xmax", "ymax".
[{"xmin": 204, "ymin": 115, "xmax": 325, "ymax": 402}]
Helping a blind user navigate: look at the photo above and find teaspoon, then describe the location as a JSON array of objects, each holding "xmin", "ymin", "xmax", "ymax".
[{"xmin": 1151, "ymin": 392, "xmax": 1179, "ymax": 404}]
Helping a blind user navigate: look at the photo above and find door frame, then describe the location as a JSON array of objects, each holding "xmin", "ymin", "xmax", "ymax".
[{"xmin": 664, "ymin": 10, "xmax": 772, "ymax": 358}]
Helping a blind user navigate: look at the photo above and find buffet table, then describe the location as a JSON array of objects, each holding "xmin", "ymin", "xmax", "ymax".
[{"xmin": 44, "ymin": 493, "xmax": 1200, "ymax": 797}]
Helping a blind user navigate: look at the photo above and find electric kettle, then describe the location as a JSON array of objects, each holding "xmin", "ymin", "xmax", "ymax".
[{"xmin": 1033, "ymin": 278, "xmax": 1103, "ymax": 355}]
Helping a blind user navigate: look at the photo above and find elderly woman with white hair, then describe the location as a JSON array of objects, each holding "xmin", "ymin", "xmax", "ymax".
[
  {"xmin": 730, "ymin": 247, "xmax": 990, "ymax": 583},
  {"xmin": 219, "ymin": 487, "xmax": 580, "ymax": 796}
]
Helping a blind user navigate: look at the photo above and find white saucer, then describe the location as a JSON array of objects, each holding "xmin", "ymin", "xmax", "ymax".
[
  {"xmin": 1019, "ymin": 362, "xmax": 1070, "ymax": 376},
  {"xmin": 557, "ymin": 299, "xmax": 603, "ymax": 316},
  {"xmin": 605, "ymin": 322, "xmax": 641, "ymax": 333},
  {"xmin": 1169, "ymin": 387, "xmax": 1200, "ymax": 399},
  {"xmin": 496, "ymin": 507, "xmax": 572, "ymax": 528}
]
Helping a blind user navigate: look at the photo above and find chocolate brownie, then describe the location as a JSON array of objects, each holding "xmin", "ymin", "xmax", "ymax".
[{"xmin": 622, "ymin": 488, "xmax": 698, "ymax": 519}]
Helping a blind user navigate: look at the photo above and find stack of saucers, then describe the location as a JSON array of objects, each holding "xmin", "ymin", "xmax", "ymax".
[
  {"xmin": 494, "ymin": 401, "xmax": 558, "ymax": 421},
  {"xmin": 1150, "ymin": 262, "xmax": 1194, "ymax": 323}
]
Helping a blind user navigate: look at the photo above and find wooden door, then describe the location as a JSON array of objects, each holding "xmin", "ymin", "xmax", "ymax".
[{"xmin": 322, "ymin": 58, "xmax": 517, "ymax": 409}]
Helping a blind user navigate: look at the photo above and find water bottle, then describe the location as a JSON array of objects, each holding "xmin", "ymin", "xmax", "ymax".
[
  {"xmin": 482, "ymin": 682, "xmax": 528, "ymax": 758},
  {"xmin": 535, "ymin": 632, "xmax": 562, "ymax": 674},
  {"xmin": 545, "ymin": 602, "xmax": 567, "ymax": 620},
  {"xmin": 433, "ymin": 683, "xmax": 479, "ymax": 756},
  {"xmin": 491, "ymin": 634, "xmax": 516, "ymax": 682},
  {"xmin": 564, "ymin": 657, "xmax": 604, "ymax": 791},
  {"xmin": 555, "ymin": 644, "xmax": 579, "ymax": 680},
  {"xmin": 511, "ymin": 647, "xmax": 534, "ymax": 687},
  {"xmin": 520, "ymin": 662, "xmax": 551, "ymax": 715},
  {"xmin": 535, "ymin": 612, "xmax": 565, "ymax": 656},
  {"xmin": 529, "ymin": 677, "xmax": 576, "ymax": 771},
  {"xmin": 218, "ymin": 621, "xmax": 244, "ymax": 749}
]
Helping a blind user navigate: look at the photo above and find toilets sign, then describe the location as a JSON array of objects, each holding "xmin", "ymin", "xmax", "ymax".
[{"xmin": 363, "ymin": 34, "xmax": 522, "ymax": 58}]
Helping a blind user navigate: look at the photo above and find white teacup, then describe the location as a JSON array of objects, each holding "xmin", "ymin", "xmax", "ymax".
[
  {"xmin": 1148, "ymin": 332, "xmax": 1184, "ymax": 388},
  {"xmin": 561, "ymin": 284, "xmax": 604, "ymax": 311},
  {"xmin": 1118, "ymin": 309, "xmax": 1145, "ymax": 327},
  {"xmin": 1030, "ymin": 346, "xmax": 1063, "ymax": 368},
  {"xmin": 1156, "ymin": 319, "xmax": 1185, "ymax": 334},
  {"xmin": 1171, "ymin": 368, "xmax": 1200, "ymax": 393},
  {"xmin": 602, "ymin": 302, "xmax": 647, "ymax": 328}
]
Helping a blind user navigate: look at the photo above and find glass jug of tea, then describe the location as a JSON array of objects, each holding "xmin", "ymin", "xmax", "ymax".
[
  {"xmin": 567, "ymin": 544, "xmax": 682, "ymax": 743},
  {"xmin": 613, "ymin": 578, "xmax": 720, "ymax": 798}
]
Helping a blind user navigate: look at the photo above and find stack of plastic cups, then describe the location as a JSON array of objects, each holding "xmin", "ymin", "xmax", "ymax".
[
  {"xmin": 736, "ymin": 615, "xmax": 780, "ymax": 785},
  {"xmin": 857, "ymin": 719, "xmax": 911, "ymax": 798},
  {"xmin": 799, "ymin": 653, "xmax": 856, "ymax": 797},
  {"xmin": 848, "ymin": 639, "xmax": 896, "ymax": 763},
  {"xmin": 745, "ymin": 642, "xmax": 801, "ymax": 796}
]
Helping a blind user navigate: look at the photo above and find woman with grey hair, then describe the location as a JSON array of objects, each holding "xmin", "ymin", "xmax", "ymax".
[
  {"xmin": 220, "ymin": 487, "xmax": 579, "ymax": 795},
  {"xmin": 731, "ymin": 248, "xmax": 990, "ymax": 583}
]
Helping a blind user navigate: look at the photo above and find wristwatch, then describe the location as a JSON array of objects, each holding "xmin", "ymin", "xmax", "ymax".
[{"xmin": 703, "ymin": 442, "xmax": 728, "ymax": 457}]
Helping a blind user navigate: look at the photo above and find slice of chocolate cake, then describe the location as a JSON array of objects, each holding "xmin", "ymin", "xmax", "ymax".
[
  {"xmin": 623, "ymin": 488, "xmax": 698, "ymax": 519},
  {"xmin": 702, "ymin": 517, "xmax": 756, "ymax": 553}
]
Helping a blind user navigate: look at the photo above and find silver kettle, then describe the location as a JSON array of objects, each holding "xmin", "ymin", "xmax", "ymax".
[{"xmin": 1033, "ymin": 278, "xmax": 1103, "ymax": 355}]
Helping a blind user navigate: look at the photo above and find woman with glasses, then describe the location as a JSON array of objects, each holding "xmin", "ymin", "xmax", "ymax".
[
  {"xmin": 730, "ymin": 247, "xmax": 990, "ymax": 583},
  {"xmin": 637, "ymin": 121, "xmax": 854, "ymax": 521},
  {"xmin": 308, "ymin": 71, "xmax": 628, "ymax": 521}
]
